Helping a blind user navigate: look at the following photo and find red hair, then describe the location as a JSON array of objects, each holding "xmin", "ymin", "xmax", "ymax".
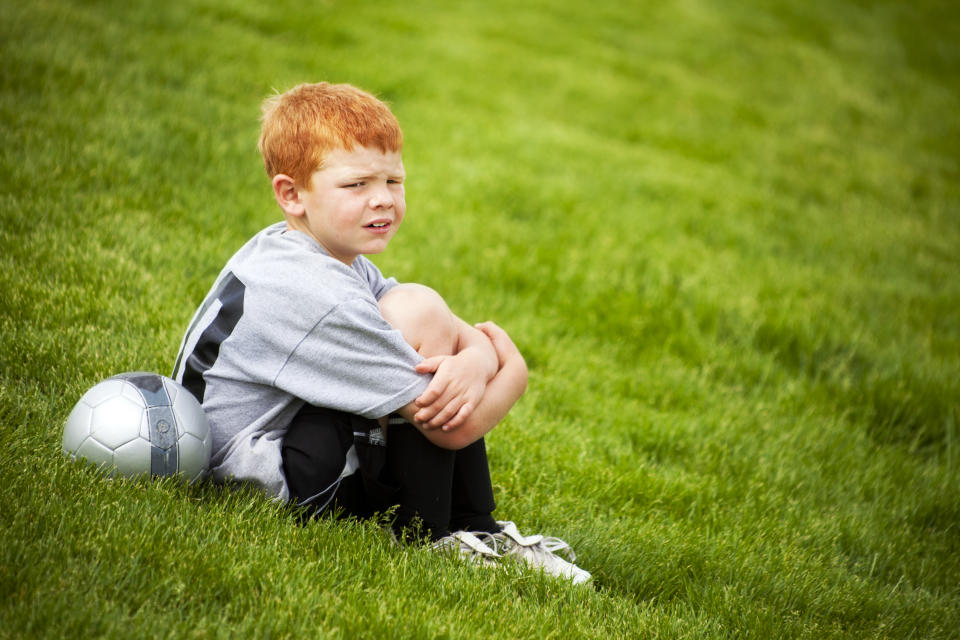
[{"xmin": 258, "ymin": 83, "xmax": 403, "ymax": 187}]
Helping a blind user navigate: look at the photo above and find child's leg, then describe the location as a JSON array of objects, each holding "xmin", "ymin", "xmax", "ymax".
[
  {"xmin": 282, "ymin": 404, "xmax": 395, "ymax": 519},
  {"xmin": 382, "ymin": 421, "xmax": 455, "ymax": 540},
  {"xmin": 449, "ymin": 438, "xmax": 499, "ymax": 533},
  {"xmin": 378, "ymin": 283, "xmax": 458, "ymax": 357},
  {"xmin": 378, "ymin": 284, "xmax": 499, "ymax": 538}
]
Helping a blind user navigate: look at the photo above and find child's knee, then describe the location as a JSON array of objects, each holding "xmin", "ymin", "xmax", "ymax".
[{"xmin": 379, "ymin": 284, "xmax": 458, "ymax": 357}]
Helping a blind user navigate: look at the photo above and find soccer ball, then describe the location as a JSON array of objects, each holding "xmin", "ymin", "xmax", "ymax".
[{"xmin": 63, "ymin": 372, "xmax": 212, "ymax": 482}]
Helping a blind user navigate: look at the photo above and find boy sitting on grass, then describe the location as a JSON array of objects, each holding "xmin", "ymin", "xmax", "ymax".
[{"xmin": 172, "ymin": 82, "xmax": 590, "ymax": 584}]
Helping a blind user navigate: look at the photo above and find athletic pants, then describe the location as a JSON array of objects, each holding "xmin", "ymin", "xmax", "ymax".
[{"xmin": 281, "ymin": 404, "xmax": 499, "ymax": 541}]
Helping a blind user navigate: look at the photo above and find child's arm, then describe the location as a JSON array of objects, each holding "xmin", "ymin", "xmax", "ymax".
[
  {"xmin": 411, "ymin": 317, "xmax": 499, "ymax": 428},
  {"xmin": 394, "ymin": 321, "xmax": 528, "ymax": 450},
  {"xmin": 378, "ymin": 284, "xmax": 498, "ymax": 430}
]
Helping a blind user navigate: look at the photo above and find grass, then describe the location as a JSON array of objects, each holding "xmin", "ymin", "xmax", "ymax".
[{"xmin": 2, "ymin": 0, "xmax": 959, "ymax": 637}]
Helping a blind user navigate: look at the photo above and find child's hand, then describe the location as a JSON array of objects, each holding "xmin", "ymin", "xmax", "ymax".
[
  {"xmin": 413, "ymin": 347, "xmax": 491, "ymax": 430},
  {"xmin": 474, "ymin": 321, "xmax": 522, "ymax": 368}
]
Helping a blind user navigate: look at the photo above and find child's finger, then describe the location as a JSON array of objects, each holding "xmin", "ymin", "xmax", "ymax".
[
  {"xmin": 415, "ymin": 386, "xmax": 440, "ymax": 408},
  {"xmin": 474, "ymin": 321, "xmax": 501, "ymax": 337},
  {"xmin": 441, "ymin": 403, "xmax": 473, "ymax": 431},
  {"xmin": 423, "ymin": 398, "xmax": 464, "ymax": 429},
  {"xmin": 417, "ymin": 382, "xmax": 452, "ymax": 408},
  {"xmin": 416, "ymin": 381, "xmax": 461, "ymax": 422},
  {"xmin": 416, "ymin": 385, "xmax": 460, "ymax": 423},
  {"xmin": 415, "ymin": 369, "xmax": 453, "ymax": 407},
  {"xmin": 475, "ymin": 322, "xmax": 509, "ymax": 347},
  {"xmin": 474, "ymin": 322, "xmax": 518, "ymax": 362},
  {"xmin": 415, "ymin": 387, "xmax": 449, "ymax": 420},
  {"xmin": 415, "ymin": 355, "xmax": 447, "ymax": 374}
]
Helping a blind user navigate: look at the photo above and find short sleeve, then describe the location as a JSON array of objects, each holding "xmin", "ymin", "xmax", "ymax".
[
  {"xmin": 273, "ymin": 297, "xmax": 430, "ymax": 418},
  {"xmin": 353, "ymin": 257, "xmax": 398, "ymax": 301}
]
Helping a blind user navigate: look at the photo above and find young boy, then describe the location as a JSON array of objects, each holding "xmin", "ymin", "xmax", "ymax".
[{"xmin": 172, "ymin": 82, "xmax": 589, "ymax": 583}]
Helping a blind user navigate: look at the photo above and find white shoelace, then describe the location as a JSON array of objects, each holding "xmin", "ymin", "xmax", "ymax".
[
  {"xmin": 479, "ymin": 522, "xmax": 576, "ymax": 559},
  {"xmin": 432, "ymin": 530, "xmax": 501, "ymax": 565},
  {"xmin": 473, "ymin": 521, "xmax": 591, "ymax": 584}
]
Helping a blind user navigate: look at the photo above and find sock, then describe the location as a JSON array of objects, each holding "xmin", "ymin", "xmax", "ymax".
[
  {"xmin": 449, "ymin": 438, "xmax": 500, "ymax": 534},
  {"xmin": 384, "ymin": 422, "xmax": 455, "ymax": 541}
]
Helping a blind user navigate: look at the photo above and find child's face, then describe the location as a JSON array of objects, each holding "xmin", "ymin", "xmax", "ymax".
[{"xmin": 296, "ymin": 146, "xmax": 406, "ymax": 265}]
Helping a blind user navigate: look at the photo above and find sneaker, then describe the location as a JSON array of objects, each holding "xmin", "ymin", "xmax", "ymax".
[
  {"xmin": 480, "ymin": 521, "xmax": 592, "ymax": 585},
  {"xmin": 432, "ymin": 530, "xmax": 501, "ymax": 567}
]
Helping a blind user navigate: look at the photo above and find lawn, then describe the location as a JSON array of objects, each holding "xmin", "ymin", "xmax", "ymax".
[{"xmin": 1, "ymin": 0, "xmax": 958, "ymax": 637}]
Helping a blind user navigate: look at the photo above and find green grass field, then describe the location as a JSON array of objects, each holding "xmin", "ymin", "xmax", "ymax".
[{"xmin": 2, "ymin": 0, "xmax": 959, "ymax": 637}]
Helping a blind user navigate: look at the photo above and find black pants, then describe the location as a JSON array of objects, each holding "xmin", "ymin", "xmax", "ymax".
[{"xmin": 281, "ymin": 404, "xmax": 499, "ymax": 541}]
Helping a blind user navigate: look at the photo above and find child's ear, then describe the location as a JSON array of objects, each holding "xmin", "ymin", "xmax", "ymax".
[{"xmin": 272, "ymin": 174, "xmax": 304, "ymax": 216}]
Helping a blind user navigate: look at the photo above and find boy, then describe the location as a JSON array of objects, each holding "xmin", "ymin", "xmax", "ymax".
[{"xmin": 172, "ymin": 82, "xmax": 589, "ymax": 583}]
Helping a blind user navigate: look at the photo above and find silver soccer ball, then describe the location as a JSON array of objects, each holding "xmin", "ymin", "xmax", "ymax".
[{"xmin": 63, "ymin": 372, "xmax": 212, "ymax": 482}]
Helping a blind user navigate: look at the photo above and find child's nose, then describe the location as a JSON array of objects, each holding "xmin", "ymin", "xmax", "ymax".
[{"xmin": 369, "ymin": 186, "xmax": 394, "ymax": 208}]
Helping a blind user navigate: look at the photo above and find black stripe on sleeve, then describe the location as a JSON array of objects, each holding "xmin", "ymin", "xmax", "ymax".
[{"xmin": 180, "ymin": 272, "xmax": 246, "ymax": 403}]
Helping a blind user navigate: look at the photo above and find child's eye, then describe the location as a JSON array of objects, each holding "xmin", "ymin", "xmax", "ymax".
[{"xmin": 342, "ymin": 182, "xmax": 363, "ymax": 188}]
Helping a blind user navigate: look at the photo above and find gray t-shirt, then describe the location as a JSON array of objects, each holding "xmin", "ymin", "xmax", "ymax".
[{"xmin": 172, "ymin": 222, "xmax": 429, "ymax": 500}]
